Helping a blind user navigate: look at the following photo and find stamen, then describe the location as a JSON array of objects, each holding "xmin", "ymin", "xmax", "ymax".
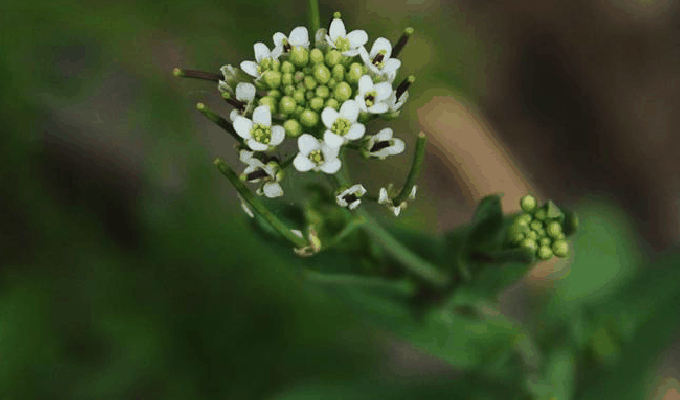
[
  {"xmin": 343, "ymin": 193, "xmax": 358, "ymax": 204},
  {"xmin": 372, "ymin": 53, "xmax": 385, "ymax": 66},
  {"xmin": 370, "ymin": 140, "xmax": 392, "ymax": 152}
]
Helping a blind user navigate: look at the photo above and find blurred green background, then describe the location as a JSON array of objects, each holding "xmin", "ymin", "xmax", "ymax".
[{"xmin": 2, "ymin": 0, "xmax": 679, "ymax": 398}]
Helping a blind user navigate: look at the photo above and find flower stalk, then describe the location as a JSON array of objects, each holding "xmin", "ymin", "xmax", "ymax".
[
  {"xmin": 392, "ymin": 131, "xmax": 426, "ymax": 206},
  {"xmin": 196, "ymin": 103, "xmax": 244, "ymax": 145}
]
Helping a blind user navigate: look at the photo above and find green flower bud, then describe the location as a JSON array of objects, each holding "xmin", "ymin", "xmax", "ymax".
[
  {"xmin": 521, "ymin": 238, "xmax": 538, "ymax": 253},
  {"xmin": 302, "ymin": 66, "xmax": 312, "ymax": 75},
  {"xmin": 520, "ymin": 194, "xmax": 538, "ymax": 214},
  {"xmin": 537, "ymin": 246, "xmax": 553, "ymax": 261},
  {"xmin": 556, "ymin": 232, "xmax": 566, "ymax": 240},
  {"xmin": 530, "ymin": 220, "xmax": 544, "ymax": 232},
  {"xmin": 283, "ymin": 119, "xmax": 302, "ymax": 138},
  {"xmin": 283, "ymin": 84, "xmax": 295, "ymax": 95},
  {"xmin": 325, "ymin": 98, "xmax": 340, "ymax": 110},
  {"xmin": 518, "ymin": 213, "xmax": 533, "ymax": 225},
  {"xmin": 313, "ymin": 64, "xmax": 331, "ymax": 84},
  {"xmin": 347, "ymin": 62, "xmax": 364, "ymax": 84},
  {"xmin": 316, "ymin": 85, "xmax": 330, "ymax": 99},
  {"xmin": 508, "ymin": 231, "xmax": 525, "ymax": 244},
  {"xmin": 309, "ymin": 97, "xmax": 324, "ymax": 111},
  {"xmin": 263, "ymin": 71, "xmax": 281, "ymax": 89},
  {"xmin": 271, "ymin": 59, "xmax": 281, "ymax": 72},
  {"xmin": 259, "ymin": 58, "xmax": 272, "ymax": 71},
  {"xmin": 327, "ymin": 78, "xmax": 337, "ymax": 89},
  {"xmin": 534, "ymin": 209, "xmax": 547, "ymax": 220},
  {"xmin": 293, "ymin": 90, "xmax": 306, "ymax": 105},
  {"xmin": 514, "ymin": 216, "xmax": 530, "ymax": 229},
  {"xmin": 279, "ymin": 96, "xmax": 297, "ymax": 114},
  {"xmin": 540, "ymin": 237, "xmax": 552, "ymax": 248},
  {"xmin": 305, "ymin": 91, "xmax": 315, "ymax": 100},
  {"xmin": 282, "ymin": 72, "xmax": 293, "ymax": 85},
  {"xmin": 546, "ymin": 221, "xmax": 562, "ymax": 238},
  {"xmin": 552, "ymin": 239, "xmax": 569, "ymax": 258},
  {"xmin": 325, "ymin": 50, "xmax": 343, "ymax": 67},
  {"xmin": 268, "ymin": 90, "xmax": 281, "ymax": 99},
  {"xmin": 310, "ymin": 48, "xmax": 324, "ymax": 64},
  {"xmin": 527, "ymin": 231, "xmax": 539, "ymax": 240},
  {"xmin": 300, "ymin": 109, "xmax": 319, "ymax": 127},
  {"xmin": 304, "ymin": 75, "xmax": 318, "ymax": 91},
  {"xmin": 258, "ymin": 96, "xmax": 277, "ymax": 113},
  {"xmin": 334, "ymin": 81, "xmax": 352, "ymax": 102},
  {"xmin": 332, "ymin": 64, "xmax": 345, "ymax": 80},
  {"xmin": 281, "ymin": 60, "xmax": 295, "ymax": 74},
  {"xmin": 294, "ymin": 105, "xmax": 305, "ymax": 116},
  {"xmin": 294, "ymin": 71, "xmax": 305, "ymax": 83},
  {"xmin": 290, "ymin": 47, "xmax": 309, "ymax": 67}
]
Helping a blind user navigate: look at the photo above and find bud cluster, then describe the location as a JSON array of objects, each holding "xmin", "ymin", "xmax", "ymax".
[{"xmin": 506, "ymin": 194, "xmax": 572, "ymax": 260}]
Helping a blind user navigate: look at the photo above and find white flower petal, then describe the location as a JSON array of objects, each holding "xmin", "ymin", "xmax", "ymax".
[
  {"xmin": 410, "ymin": 185, "xmax": 417, "ymax": 199},
  {"xmin": 229, "ymin": 109, "xmax": 240, "ymax": 122},
  {"xmin": 240, "ymin": 61, "xmax": 259, "ymax": 77},
  {"xmin": 324, "ymin": 131, "xmax": 345, "ymax": 148},
  {"xmin": 357, "ymin": 75, "xmax": 373, "ymax": 96},
  {"xmin": 348, "ymin": 200, "xmax": 362, "ymax": 210},
  {"xmin": 347, "ymin": 30, "xmax": 368, "ymax": 48},
  {"xmin": 321, "ymin": 107, "xmax": 339, "ymax": 127},
  {"xmin": 378, "ymin": 188, "xmax": 389, "ymax": 204},
  {"xmin": 370, "ymin": 37, "xmax": 393, "ymax": 58},
  {"xmin": 289, "ymin": 26, "xmax": 309, "ymax": 47},
  {"xmin": 392, "ymin": 206, "xmax": 401, "ymax": 217},
  {"xmin": 247, "ymin": 139, "xmax": 269, "ymax": 151},
  {"xmin": 354, "ymin": 95, "xmax": 368, "ymax": 112},
  {"xmin": 368, "ymin": 103, "xmax": 389, "ymax": 114},
  {"xmin": 233, "ymin": 117, "xmax": 253, "ymax": 139},
  {"xmin": 263, "ymin": 182, "xmax": 284, "ymax": 198},
  {"xmin": 236, "ymin": 82, "xmax": 256, "ymax": 102},
  {"xmin": 384, "ymin": 58, "xmax": 401, "ymax": 74},
  {"xmin": 320, "ymin": 158, "xmax": 342, "ymax": 174},
  {"xmin": 271, "ymin": 47, "xmax": 283, "ymax": 60},
  {"xmin": 252, "ymin": 105, "xmax": 272, "ymax": 126},
  {"xmin": 273, "ymin": 32, "xmax": 286, "ymax": 48},
  {"xmin": 391, "ymin": 138, "xmax": 405, "ymax": 155},
  {"xmin": 322, "ymin": 143, "xmax": 340, "ymax": 160},
  {"xmin": 270, "ymin": 126, "xmax": 285, "ymax": 146},
  {"xmin": 298, "ymin": 134, "xmax": 319, "ymax": 154},
  {"xmin": 352, "ymin": 184, "xmax": 367, "ymax": 196},
  {"xmin": 346, "ymin": 123, "xmax": 365, "ymax": 140},
  {"xmin": 339, "ymin": 100, "xmax": 359, "ymax": 122},
  {"xmin": 239, "ymin": 149, "xmax": 254, "ymax": 163},
  {"xmin": 329, "ymin": 18, "xmax": 346, "ymax": 40},
  {"xmin": 376, "ymin": 128, "xmax": 393, "ymax": 141},
  {"xmin": 294, "ymin": 154, "xmax": 314, "ymax": 172},
  {"xmin": 254, "ymin": 43, "xmax": 270, "ymax": 62},
  {"xmin": 374, "ymin": 82, "xmax": 393, "ymax": 101}
]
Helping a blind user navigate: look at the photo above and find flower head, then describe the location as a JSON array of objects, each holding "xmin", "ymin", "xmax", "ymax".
[
  {"xmin": 240, "ymin": 43, "xmax": 280, "ymax": 79},
  {"xmin": 229, "ymin": 82, "xmax": 257, "ymax": 122},
  {"xmin": 273, "ymin": 26, "xmax": 310, "ymax": 55},
  {"xmin": 360, "ymin": 37, "xmax": 401, "ymax": 82},
  {"xmin": 378, "ymin": 184, "xmax": 417, "ymax": 216},
  {"xmin": 362, "ymin": 128, "xmax": 405, "ymax": 160},
  {"xmin": 294, "ymin": 134, "xmax": 342, "ymax": 174},
  {"xmin": 241, "ymin": 158, "xmax": 284, "ymax": 198},
  {"xmin": 355, "ymin": 75, "xmax": 392, "ymax": 114},
  {"xmin": 321, "ymin": 100, "xmax": 366, "ymax": 148},
  {"xmin": 326, "ymin": 16, "xmax": 368, "ymax": 57},
  {"xmin": 218, "ymin": 64, "xmax": 240, "ymax": 94},
  {"xmin": 336, "ymin": 184, "xmax": 367, "ymax": 210},
  {"xmin": 233, "ymin": 105, "xmax": 285, "ymax": 151}
]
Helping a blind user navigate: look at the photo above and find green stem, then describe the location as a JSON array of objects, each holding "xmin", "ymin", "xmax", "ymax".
[
  {"xmin": 304, "ymin": 271, "xmax": 417, "ymax": 297},
  {"xmin": 335, "ymin": 164, "xmax": 449, "ymax": 289},
  {"xmin": 196, "ymin": 103, "xmax": 244, "ymax": 146},
  {"xmin": 323, "ymin": 214, "xmax": 366, "ymax": 250},
  {"xmin": 214, "ymin": 158, "xmax": 308, "ymax": 249},
  {"xmin": 308, "ymin": 0, "xmax": 321, "ymax": 36},
  {"xmin": 393, "ymin": 131, "xmax": 426, "ymax": 206}
]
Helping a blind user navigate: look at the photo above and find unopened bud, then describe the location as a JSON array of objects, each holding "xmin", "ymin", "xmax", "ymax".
[
  {"xmin": 279, "ymin": 96, "xmax": 297, "ymax": 114},
  {"xmin": 290, "ymin": 47, "xmax": 309, "ymax": 67},
  {"xmin": 520, "ymin": 194, "xmax": 538, "ymax": 213},
  {"xmin": 263, "ymin": 71, "xmax": 281, "ymax": 89},
  {"xmin": 300, "ymin": 109, "xmax": 319, "ymax": 127},
  {"xmin": 347, "ymin": 62, "xmax": 364, "ymax": 84},
  {"xmin": 310, "ymin": 48, "xmax": 324, "ymax": 64},
  {"xmin": 325, "ymin": 50, "xmax": 343, "ymax": 67},
  {"xmin": 283, "ymin": 119, "xmax": 302, "ymax": 138},
  {"xmin": 333, "ymin": 82, "xmax": 352, "ymax": 102},
  {"xmin": 309, "ymin": 97, "xmax": 324, "ymax": 111},
  {"xmin": 281, "ymin": 60, "xmax": 295, "ymax": 74},
  {"xmin": 313, "ymin": 64, "xmax": 331, "ymax": 84},
  {"xmin": 258, "ymin": 96, "xmax": 277, "ymax": 113}
]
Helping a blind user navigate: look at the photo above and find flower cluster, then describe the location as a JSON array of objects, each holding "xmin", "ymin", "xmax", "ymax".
[{"xmin": 506, "ymin": 194, "xmax": 573, "ymax": 260}]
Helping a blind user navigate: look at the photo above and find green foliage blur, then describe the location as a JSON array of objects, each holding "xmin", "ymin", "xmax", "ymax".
[{"xmin": 1, "ymin": 0, "xmax": 679, "ymax": 399}]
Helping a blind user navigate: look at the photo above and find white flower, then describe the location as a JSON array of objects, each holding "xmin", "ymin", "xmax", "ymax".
[
  {"xmin": 336, "ymin": 184, "xmax": 367, "ymax": 210},
  {"xmin": 237, "ymin": 194, "xmax": 255, "ymax": 218},
  {"xmin": 240, "ymin": 43, "xmax": 280, "ymax": 79},
  {"xmin": 273, "ymin": 26, "xmax": 309, "ymax": 55},
  {"xmin": 218, "ymin": 64, "xmax": 239, "ymax": 94},
  {"xmin": 355, "ymin": 75, "xmax": 392, "ymax": 114},
  {"xmin": 378, "ymin": 184, "xmax": 417, "ymax": 216},
  {"xmin": 362, "ymin": 128, "xmax": 405, "ymax": 160},
  {"xmin": 326, "ymin": 17, "xmax": 368, "ymax": 57},
  {"xmin": 386, "ymin": 90, "xmax": 409, "ymax": 113},
  {"xmin": 233, "ymin": 105, "xmax": 286, "ymax": 151},
  {"xmin": 229, "ymin": 82, "xmax": 257, "ymax": 122},
  {"xmin": 241, "ymin": 158, "xmax": 284, "ymax": 198},
  {"xmin": 360, "ymin": 37, "xmax": 401, "ymax": 82},
  {"xmin": 293, "ymin": 134, "xmax": 342, "ymax": 174},
  {"xmin": 321, "ymin": 100, "xmax": 365, "ymax": 148}
]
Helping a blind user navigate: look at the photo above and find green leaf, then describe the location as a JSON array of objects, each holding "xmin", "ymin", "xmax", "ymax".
[
  {"xmin": 465, "ymin": 194, "xmax": 505, "ymax": 251},
  {"xmin": 448, "ymin": 260, "xmax": 534, "ymax": 305}
]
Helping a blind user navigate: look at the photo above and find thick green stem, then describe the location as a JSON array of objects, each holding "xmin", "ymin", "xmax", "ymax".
[
  {"xmin": 308, "ymin": 0, "xmax": 321, "ymax": 36},
  {"xmin": 393, "ymin": 131, "xmax": 426, "ymax": 206},
  {"xmin": 214, "ymin": 158, "xmax": 308, "ymax": 249}
]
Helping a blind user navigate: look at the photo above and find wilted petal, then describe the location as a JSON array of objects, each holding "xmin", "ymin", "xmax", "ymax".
[
  {"xmin": 378, "ymin": 188, "xmax": 389, "ymax": 204},
  {"xmin": 240, "ymin": 61, "xmax": 259, "ymax": 77},
  {"xmin": 252, "ymin": 105, "xmax": 272, "ymax": 126},
  {"xmin": 233, "ymin": 117, "xmax": 253, "ymax": 139},
  {"xmin": 320, "ymin": 158, "xmax": 341, "ymax": 174},
  {"xmin": 321, "ymin": 107, "xmax": 338, "ymax": 128},
  {"xmin": 328, "ymin": 18, "xmax": 346, "ymax": 40},
  {"xmin": 270, "ymin": 126, "xmax": 285, "ymax": 146},
  {"xmin": 294, "ymin": 154, "xmax": 314, "ymax": 172}
]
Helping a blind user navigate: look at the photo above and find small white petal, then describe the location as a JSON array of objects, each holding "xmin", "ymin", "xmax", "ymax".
[
  {"xmin": 378, "ymin": 188, "xmax": 389, "ymax": 204},
  {"xmin": 391, "ymin": 138, "xmax": 405, "ymax": 155},
  {"xmin": 321, "ymin": 107, "xmax": 339, "ymax": 128},
  {"xmin": 240, "ymin": 61, "xmax": 259, "ymax": 77},
  {"xmin": 289, "ymin": 26, "xmax": 309, "ymax": 47},
  {"xmin": 263, "ymin": 182, "xmax": 284, "ymax": 198},
  {"xmin": 253, "ymin": 43, "xmax": 270, "ymax": 62},
  {"xmin": 345, "ymin": 123, "xmax": 365, "ymax": 140},
  {"xmin": 359, "ymin": 47, "xmax": 371, "ymax": 65},
  {"xmin": 376, "ymin": 128, "xmax": 393, "ymax": 141},
  {"xmin": 291, "ymin": 229, "xmax": 303, "ymax": 238},
  {"xmin": 239, "ymin": 149, "xmax": 254, "ymax": 164},
  {"xmin": 298, "ymin": 134, "xmax": 319, "ymax": 154},
  {"xmin": 273, "ymin": 32, "xmax": 286, "ymax": 48},
  {"xmin": 294, "ymin": 154, "xmax": 314, "ymax": 172},
  {"xmin": 347, "ymin": 30, "xmax": 368, "ymax": 48},
  {"xmin": 324, "ymin": 131, "xmax": 345, "ymax": 148},
  {"xmin": 339, "ymin": 100, "xmax": 359, "ymax": 122},
  {"xmin": 374, "ymin": 82, "xmax": 393, "ymax": 101},
  {"xmin": 368, "ymin": 103, "xmax": 389, "ymax": 114},
  {"xmin": 233, "ymin": 117, "xmax": 253, "ymax": 139},
  {"xmin": 270, "ymin": 126, "xmax": 285, "ymax": 146},
  {"xmin": 348, "ymin": 201, "xmax": 361, "ymax": 210},
  {"xmin": 352, "ymin": 184, "xmax": 367, "ymax": 196},
  {"xmin": 236, "ymin": 82, "xmax": 256, "ymax": 102},
  {"xmin": 354, "ymin": 95, "xmax": 368, "ymax": 112},
  {"xmin": 329, "ymin": 19, "xmax": 346, "ymax": 40},
  {"xmin": 229, "ymin": 109, "xmax": 240, "ymax": 122},
  {"xmin": 370, "ymin": 37, "xmax": 392, "ymax": 58},
  {"xmin": 271, "ymin": 47, "xmax": 283, "ymax": 60},
  {"xmin": 247, "ymin": 139, "xmax": 269, "ymax": 151},
  {"xmin": 252, "ymin": 105, "xmax": 272, "ymax": 126},
  {"xmin": 392, "ymin": 206, "xmax": 401, "ymax": 217},
  {"xmin": 238, "ymin": 195, "xmax": 255, "ymax": 218},
  {"xmin": 322, "ymin": 143, "xmax": 340, "ymax": 160},
  {"xmin": 384, "ymin": 58, "xmax": 401, "ymax": 74},
  {"xmin": 410, "ymin": 185, "xmax": 418, "ymax": 199},
  {"xmin": 342, "ymin": 47, "xmax": 363, "ymax": 57},
  {"xmin": 357, "ymin": 75, "xmax": 373, "ymax": 96},
  {"xmin": 320, "ymin": 158, "xmax": 342, "ymax": 174}
]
